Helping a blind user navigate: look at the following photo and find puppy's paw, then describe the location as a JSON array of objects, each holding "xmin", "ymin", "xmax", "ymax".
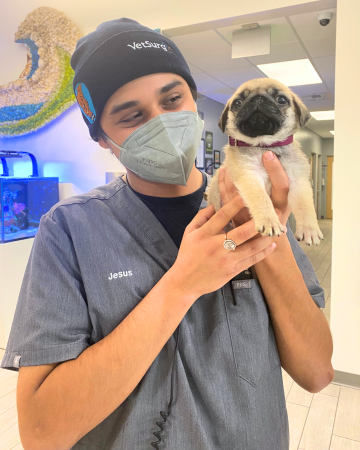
[
  {"xmin": 255, "ymin": 215, "xmax": 285, "ymax": 237},
  {"xmin": 295, "ymin": 226, "xmax": 324, "ymax": 246}
]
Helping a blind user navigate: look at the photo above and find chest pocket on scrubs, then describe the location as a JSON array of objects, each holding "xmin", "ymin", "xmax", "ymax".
[{"xmin": 224, "ymin": 278, "xmax": 281, "ymax": 387}]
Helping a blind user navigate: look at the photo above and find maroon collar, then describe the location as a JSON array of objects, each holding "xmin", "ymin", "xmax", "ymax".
[{"xmin": 228, "ymin": 135, "xmax": 293, "ymax": 147}]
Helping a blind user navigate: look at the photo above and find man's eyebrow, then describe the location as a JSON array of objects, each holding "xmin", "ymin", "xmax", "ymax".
[
  {"xmin": 109, "ymin": 80, "xmax": 184, "ymax": 116},
  {"xmin": 109, "ymin": 101, "xmax": 140, "ymax": 116},
  {"xmin": 156, "ymin": 80, "xmax": 183, "ymax": 95}
]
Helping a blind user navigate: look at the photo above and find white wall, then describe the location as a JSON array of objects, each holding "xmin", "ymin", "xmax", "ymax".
[
  {"xmin": 331, "ymin": 0, "xmax": 360, "ymax": 377},
  {"xmin": 295, "ymin": 127, "xmax": 323, "ymax": 160},
  {"xmin": 322, "ymin": 138, "xmax": 334, "ymax": 156}
]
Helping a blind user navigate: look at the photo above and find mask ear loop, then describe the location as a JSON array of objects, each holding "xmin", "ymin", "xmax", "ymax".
[{"xmin": 99, "ymin": 126, "xmax": 117, "ymax": 158}]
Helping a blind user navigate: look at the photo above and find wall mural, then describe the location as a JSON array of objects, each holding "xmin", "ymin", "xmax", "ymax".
[{"xmin": 0, "ymin": 7, "xmax": 83, "ymax": 138}]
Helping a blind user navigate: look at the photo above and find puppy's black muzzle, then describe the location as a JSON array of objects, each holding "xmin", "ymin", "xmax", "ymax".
[{"xmin": 236, "ymin": 95, "xmax": 283, "ymax": 137}]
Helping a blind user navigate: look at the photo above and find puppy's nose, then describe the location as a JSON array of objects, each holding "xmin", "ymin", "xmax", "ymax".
[{"xmin": 250, "ymin": 95, "xmax": 267, "ymax": 104}]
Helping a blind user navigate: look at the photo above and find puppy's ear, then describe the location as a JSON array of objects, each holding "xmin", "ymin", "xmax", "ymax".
[
  {"xmin": 291, "ymin": 93, "xmax": 311, "ymax": 127},
  {"xmin": 218, "ymin": 102, "xmax": 230, "ymax": 133}
]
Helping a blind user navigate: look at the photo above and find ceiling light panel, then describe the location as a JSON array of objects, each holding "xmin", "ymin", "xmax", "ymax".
[
  {"xmin": 257, "ymin": 59, "xmax": 322, "ymax": 86},
  {"xmin": 310, "ymin": 110, "xmax": 335, "ymax": 120}
]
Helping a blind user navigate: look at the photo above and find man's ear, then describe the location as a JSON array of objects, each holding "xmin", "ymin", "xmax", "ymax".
[
  {"xmin": 218, "ymin": 102, "xmax": 230, "ymax": 133},
  {"xmin": 291, "ymin": 92, "xmax": 311, "ymax": 127},
  {"xmin": 98, "ymin": 137, "xmax": 109, "ymax": 150}
]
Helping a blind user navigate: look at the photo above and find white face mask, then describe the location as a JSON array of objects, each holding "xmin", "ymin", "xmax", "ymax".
[{"xmin": 103, "ymin": 108, "xmax": 205, "ymax": 186}]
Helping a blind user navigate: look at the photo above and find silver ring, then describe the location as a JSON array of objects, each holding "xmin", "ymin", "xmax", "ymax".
[{"xmin": 223, "ymin": 233, "xmax": 237, "ymax": 251}]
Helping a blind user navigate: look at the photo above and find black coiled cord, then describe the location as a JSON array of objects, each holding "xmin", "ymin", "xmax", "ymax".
[
  {"xmin": 123, "ymin": 176, "xmax": 187, "ymax": 448},
  {"xmin": 151, "ymin": 323, "xmax": 181, "ymax": 449}
]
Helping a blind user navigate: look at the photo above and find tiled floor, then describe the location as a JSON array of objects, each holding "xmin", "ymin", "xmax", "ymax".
[{"xmin": 0, "ymin": 219, "xmax": 359, "ymax": 450}]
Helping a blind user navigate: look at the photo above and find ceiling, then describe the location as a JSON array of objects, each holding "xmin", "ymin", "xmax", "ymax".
[{"xmin": 163, "ymin": 2, "xmax": 336, "ymax": 138}]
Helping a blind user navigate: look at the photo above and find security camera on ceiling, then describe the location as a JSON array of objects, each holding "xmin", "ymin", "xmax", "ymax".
[{"xmin": 318, "ymin": 12, "xmax": 333, "ymax": 26}]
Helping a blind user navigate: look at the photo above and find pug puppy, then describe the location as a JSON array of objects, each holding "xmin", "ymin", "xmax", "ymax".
[{"xmin": 206, "ymin": 78, "xmax": 324, "ymax": 246}]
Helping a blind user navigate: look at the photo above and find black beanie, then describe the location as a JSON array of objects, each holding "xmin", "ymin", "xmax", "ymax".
[{"xmin": 70, "ymin": 18, "xmax": 198, "ymax": 141}]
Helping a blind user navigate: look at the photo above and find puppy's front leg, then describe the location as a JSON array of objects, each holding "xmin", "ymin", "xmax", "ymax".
[
  {"xmin": 288, "ymin": 178, "xmax": 324, "ymax": 246},
  {"xmin": 207, "ymin": 168, "xmax": 285, "ymax": 237},
  {"xmin": 234, "ymin": 175, "xmax": 285, "ymax": 237}
]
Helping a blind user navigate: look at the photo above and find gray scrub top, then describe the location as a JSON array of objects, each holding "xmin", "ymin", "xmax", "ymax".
[{"xmin": 1, "ymin": 172, "xmax": 325, "ymax": 450}]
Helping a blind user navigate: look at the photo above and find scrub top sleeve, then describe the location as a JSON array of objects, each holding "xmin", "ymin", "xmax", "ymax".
[
  {"xmin": 0, "ymin": 213, "xmax": 92, "ymax": 372},
  {"xmin": 285, "ymin": 219, "xmax": 326, "ymax": 309}
]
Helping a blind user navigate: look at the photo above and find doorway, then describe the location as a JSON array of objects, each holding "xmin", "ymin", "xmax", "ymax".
[{"xmin": 326, "ymin": 156, "xmax": 334, "ymax": 219}]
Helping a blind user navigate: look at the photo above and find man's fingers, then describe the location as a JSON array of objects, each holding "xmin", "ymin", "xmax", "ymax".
[
  {"xmin": 263, "ymin": 151, "xmax": 289, "ymax": 207},
  {"xmin": 202, "ymin": 194, "xmax": 247, "ymax": 236},
  {"xmin": 223, "ymin": 167, "xmax": 239, "ymax": 199},
  {"xmin": 218, "ymin": 168, "xmax": 232, "ymax": 205}
]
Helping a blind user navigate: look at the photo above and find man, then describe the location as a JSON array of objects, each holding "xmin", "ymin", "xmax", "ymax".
[{"xmin": 1, "ymin": 18, "xmax": 333, "ymax": 450}]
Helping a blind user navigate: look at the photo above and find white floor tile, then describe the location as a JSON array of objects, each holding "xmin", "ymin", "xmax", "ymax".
[
  {"xmin": 0, "ymin": 422, "xmax": 21, "ymax": 450},
  {"xmin": 282, "ymin": 368, "xmax": 294, "ymax": 399},
  {"xmin": 333, "ymin": 386, "xmax": 360, "ymax": 442},
  {"xmin": 287, "ymin": 380, "xmax": 314, "ymax": 408},
  {"xmin": 299, "ymin": 393, "xmax": 338, "ymax": 450},
  {"xmin": 319, "ymin": 383, "xmax": 341, "ymax": 398},
  {"xmin": 0, "ymin": 378, "xmax": 17, "ymax": 401},
  {"xmin": 330, "ymin": 435, "xmax": 360, "ymax": 450},
  {"xmin": 286, "ymin": 401, "xmax": 309, "ymax": 450}
]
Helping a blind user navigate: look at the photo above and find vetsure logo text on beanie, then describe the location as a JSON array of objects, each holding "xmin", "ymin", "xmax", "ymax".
[{"xmin": 127, "ymin": 41, "xmax": 173, "ymax": 53}]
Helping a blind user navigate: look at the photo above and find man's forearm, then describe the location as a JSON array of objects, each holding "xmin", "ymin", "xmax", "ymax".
[
  {"xmin": 26, "ymin": 268, "xmax": 197, "ymax": 450},
  {"xmin": 253, "ymin": 232, "xmax": 334, "ymax": 393}
]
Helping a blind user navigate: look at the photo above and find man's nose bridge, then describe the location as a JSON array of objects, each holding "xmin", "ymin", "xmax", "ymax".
[{"xmin": 148, "ymin": 107, "xmax": 167, "ymax": 122}]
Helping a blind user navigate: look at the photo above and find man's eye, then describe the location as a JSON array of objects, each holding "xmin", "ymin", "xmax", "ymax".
[
  {"xmin": 120, "ymin": 95, "xmax": 182, "ymax": 124},
  {"xmin": 169, "ymin": 95, "xmax": 182, "ymax": 103},
  {"xmin": 122, "ymin": 113, "xmax": 142, "ymax": 123}
]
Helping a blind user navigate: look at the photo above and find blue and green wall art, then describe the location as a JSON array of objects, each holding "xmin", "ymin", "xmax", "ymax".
[{"xmin": 0, "ymin": 7, "xmax": 83, "ymax": 138}]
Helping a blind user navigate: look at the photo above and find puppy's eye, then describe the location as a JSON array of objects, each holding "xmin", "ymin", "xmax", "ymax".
[
  {"xmin": 276, "ymin": 95, "xmax": 288, "ymax": 105},
  {"xmin": 232, "ymin": 99, "xmax": 242, "ymax": 109}
]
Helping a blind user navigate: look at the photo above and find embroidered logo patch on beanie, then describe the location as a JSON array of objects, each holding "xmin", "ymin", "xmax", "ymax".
[
  {"xmin": 126, "ymin": 40, "xmax": 173, "ymax": 53},
  {"xmin": 75, "ymin": 82, "xmax": 96, "ymax": 124}
]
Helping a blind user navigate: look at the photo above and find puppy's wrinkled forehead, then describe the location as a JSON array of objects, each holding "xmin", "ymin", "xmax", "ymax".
[
  {"xmin": 238, "ymin": 87, "xmax": 279, "ymax": 97},
  {"xmin": 232, "ymin": 79, "xmax": 291, "ymax": 101}
]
